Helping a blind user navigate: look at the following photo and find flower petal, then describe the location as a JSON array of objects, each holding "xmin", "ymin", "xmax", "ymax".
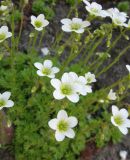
[
  {"xmin": 68, "ymin": 116, "xmax": 78, "ymax": 128},
  {"xmin": 61, "ymin": 18, "xmax": 72, "ymax": 25},
  {"xmin": 53, "ymin": 90, "xmax": 65, "ymax": 100},
  {"xmin": 112, "ymin": 105, "xmax": 119, "ymax": 116},
  {"xmin": 119, "ymin": 108, "xmax": 129, "ymax": 118},
  {"xmin": 65, "ymin": 128, "xmax": 75, "ymax": 138},
  {"xmin": 51, "ymin": 79, "xmax": 61, "ymax": 89},
  {"xmin": 5, "ymin": 100, "xmax": 14, "ymax": 108},
  {"xmin": 37, "ymin": 70, "xmax": 44, "ymax": 76},
  {"xmin": 52, "ymin": 67, "xmax": 60, "ymax": 74},
  {"xmin": 34, "ymin": 62, "xmax": 43, "ymax": 70},
  {"xmin": 124, "ymin": 119, "xmax": 130, "ymax": 128},
  {"xmin": 62, "ymin": 25, "xmax": 72, "ymax": 32},
  {"xmin": 48, "ymin": 118, "xmax": 58, "ymax": 130},
  {"xmin": 55, "ymin": 131, "xmax": 65, "ymax": 141},
  {"xmin": 44, "ymin": 60, "xmax": 53, "ymax": 68},
  {"xmin": 118, "ymin": 126, "xmax": 128, "ymax": 135},
  {"xmin": 57, "ymin": 110, "xmax": 68, "ymax": 119},
  {"xmin": 2, "ymin": 91, "xmax": 11, "ymax": 100},
  {"xmin": 67, "ymin": 94, "xmax": 79, "ymax": 103},
  {"xmin": 111, "ymin": 116, "xmax": 118, "ymax": 127}
]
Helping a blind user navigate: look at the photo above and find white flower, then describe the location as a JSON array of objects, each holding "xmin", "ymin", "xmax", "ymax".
[
  {"xmin": 51, "ymin": 73, "xmax": 80, "ymax": 103},
  {"xmin": 107, "ymin": 89, "xmax": 117, "ymax": 100},
  {"xmin": 67, "ymin": 72, "xmax": 92, "ymax": 96},
  {"xmin": 0, "ymin": 5, "xmax": 7, "ymax": 11},
  {"xmin": 31, "ymin": 14, "xmax": 49, "ymax": 31},
  {"xmin": 61, "ymin": 18, "xmax": 90, "ymax": 33},
  {"xmin": 85, "ymin": 72, "xmax": 96, "ymax": 84},
  {"xmin": 126, "ymin": 64, "xmax": 130, "ymax": 73},
  {"xmin": 41, "ymin": 47, "xmax": 50, "ymax": 56},
  {"xmin": 48, "ymin": 110, "xmax": 78, "ymax": 141},
  {"xmin": 0, "ymin": 91, "xmax": 14, "ymax": 110},
  {"xmin": 128, "ymin": 20, "xmax": 130, "ymax": 28},
  {"xmin": 107, "ymin": 8, "xmax": 128, "ymax": 27},
  {"xmin": 111, "ymin": 105, "xmax": 130, "ymax": 135},
  {"xmin": 119, "ymin": 150, "xmax": 128, "ymax": 160},
  {"xmin": 83, "ymin": 0, "xmax": 108, "ymax": 18},
  {"xmin": 0, "ymin": 26, "xmax": 12, "ymax": 43},
  {"xmin": 34, "ymin": 60, "xmax": 59, "ymax": 78}
]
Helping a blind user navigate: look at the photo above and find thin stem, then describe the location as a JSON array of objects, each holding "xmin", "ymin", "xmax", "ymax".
[
  {"xmin": 97, "ymin": 44, "xmax": 130, "ymax": 77},
  {"xmin": 84, "ymin": 37, "xmax": 103, "ymax": 65},
  {"xmin": 38, "ymin": 30, "xmax": 45, "ymax": 49},
  {"xmin": 16, "ymin": 5, "xmax": 24, "ymax": 51}
]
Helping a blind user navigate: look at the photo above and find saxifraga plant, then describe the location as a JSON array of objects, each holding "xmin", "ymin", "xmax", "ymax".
[{"xmin": 0, "ymin": 0, "xmax": 130, "ymax": 159}]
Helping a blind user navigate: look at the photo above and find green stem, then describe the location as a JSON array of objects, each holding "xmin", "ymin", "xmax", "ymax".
[
  {"xmin": 97, "ymin": 44, "xmax": 130, "ymax": 77},
  {"xmin": 84, "ymin": 37, "xmax": 103, "ymax": 65},
  {"xmin": 38, "ymin": 30, "xmax": 45, "ymax": 49},
  {"xmin": 32, "ymin": 31, "xmax": 39, "ymax": 50},
  {"xmin": 17, "ymin": 6, "xmax": 24, "ymax": 51}
]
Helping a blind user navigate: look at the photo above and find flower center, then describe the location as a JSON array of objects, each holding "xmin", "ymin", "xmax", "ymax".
[
  {"xmin": 86, "ymin": 77, "xmax": 92, "ymax": 83},
  {"xmin": 57, "ymin": 120, "xmax": 69, "ymax": 132},
  {"xmin": 0, "ymin": 33, "xmax": 6, "ymax": 41},
  {"xmin": 61, "ymin": 83, "xmax": 73, "ymax": 95},
  {"xmin": 0, "ymin": 99, "xmax": 5, "ymax": 107},
  {"xmin": 91, "ymin": 8, "xmax": 99, "ymax": 13},
  {"xmin": 34, "ymin": 20, "xmax": 43, "ymax": 28},
  {"xmin": 114, "ymin": 18, "xmax": 121, "ymax": 25},
  {"xmin": 114, "ymin": 115, "xmax": 124, "ymax": 125},
  {"xmin": 42, "ymin": 67, "xmax": 51, "ymax": 75},
  {"xmin": 71, "ymin": 23, "xmax": 81, "ymax": 30}
]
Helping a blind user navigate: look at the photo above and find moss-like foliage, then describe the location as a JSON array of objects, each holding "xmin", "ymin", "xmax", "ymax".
[{"xmin": 0, "ymin": 54, "xmax": 122, "ymax": 159}]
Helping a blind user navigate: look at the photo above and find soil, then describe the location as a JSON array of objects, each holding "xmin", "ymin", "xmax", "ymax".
[{"xmin": 1, "ymin": 0, "xmax": 130, "ymax": 160}]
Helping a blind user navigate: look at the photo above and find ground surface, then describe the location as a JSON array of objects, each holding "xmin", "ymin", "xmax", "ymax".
[{"xmin": 0, "ymin": 0, "xmax": 130, "ymax": 159}]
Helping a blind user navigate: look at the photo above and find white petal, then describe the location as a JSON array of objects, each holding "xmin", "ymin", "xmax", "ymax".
[
  {"xmin": 69, "ymin": 72, "xmax": 78, "ymax": 81},
  {"xmin": 2, "ymin": 91, "xmax": 11, "ymax": 100},
  {"xmin": 111, "ymin": 116, "xmax": 118, "ymax": 127},
  {"xmin": 61, "ymin": 18, "xmax": 72, "ymax": 25},
  {"xmin": 65, "ymin": 128, "xmax": 75, "ymax": 138},
  {"xmin": 55, "ymin": 131, "xmax": 65, "ymax": 141},
  {"xmin": 119, "ymin": 108, "xmax": 129, "ymax": 118},
  {"xmin": 61, "ymin": 73, "xmax": 70, "ymax": 83},
  {"xmin": 31, "ymin": 15, "xmax": 36, "ymax": 23},
  {"xmin": 112, "ymin": 105, "xmax": 119, "ymax": 116},
  {"xmin": 75, "ymin": 29, "xmax": 84, "ymax": 33},
  {"xmin": 126, "ymin": 65, "xmax": 130, "ymax": 72},
  {"xmin": 6, "ymin": 32, "xmax": 12, "ymax": 38},
  {"xmin": 67, "ymin": 94, "xmax": 79, "ymax": 103},
  {"xmin": 37, "ymin": 14, "xmax": 45, "ymax": 20},
  {"xmin": 37, "ymin": 70, "xmax": 44, "ymax": 76},
  {"xmin": 72, "ymin": 18, "xmax": 82, "ymax": 23},
  {"xmin": 57, "ymin": 110, "xmax": 68, "ymax": 119},
  {"xmin": 44, "ymin": 60, "xmax": 53, "ymax": 68},
  {"xmin": 1, "ymin": 26, "xmax": 8, "ymax": 32},
  {"xmin": 0, "ymin": 107, "xmax": 3, "ymax": 110},
  {"xmin": 52, "ymin": 67, "xmax": 60, "ymax": 74},
  {"xmin": 51, "ymin": 79, "xmax": 61, "ymax": 89},
  {"xmin": 48, "ymin": 118, "xmax": 58, "ymax": 130},
  {"xmin": 118, "ymin": 126, "xmax": 128, "ymax": 135},
  {"xmin": 53, "ymin": 90, "xmax": 65, "ymax": 100},
  {"xmin": 35, "ymin": 27, "xmax": 43, "ymax": 31},
  {"xmin": 83, "ymin": 0, "xmax": 90, "ymax": 6},
  {"xmin": 62, "ymin": 25, "xmax": 72, "ymax": 32},
  {"xmin": 5, "ymin": 100, "xmax": 14, "ymax": 108},
  {"xmin": 68, "ymin": 116, "xmax": 78, "ymax": 128},
  {"xmin": 124, "ymin": 119, "xmax": 130, "ymax": 128},
  {"xmin": 85, "ymin": 85, "xmax": 92, "ymax": 93},
  {"xmin": 34, "ymin": 62, "xmax": 43, "ymax": 70},
  {"xmin": 43, "ymin": 20, "xmax": 49, "ymax": 27},
  {"xmin": 82, "ymin": 21, "xmax": 91, "ymax": 28},
  {"xmin": 47, "ymin": 74, "xmax": 55, "ymax": 79}
]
